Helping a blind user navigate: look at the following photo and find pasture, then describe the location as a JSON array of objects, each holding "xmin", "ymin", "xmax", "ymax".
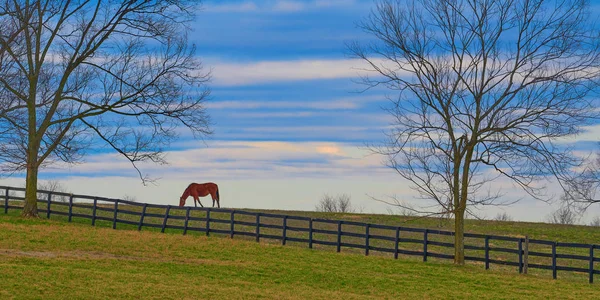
[
  {"xmin": 2, "ymin": 182, "xmax": 600, "ymax": 284},
  {"xmin": 1, "ymin": 214, "xmax": 599, "ymax": 299}
]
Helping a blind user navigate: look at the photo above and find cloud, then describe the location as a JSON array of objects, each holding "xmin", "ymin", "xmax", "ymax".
[
  {"xmin": 206, "ymin": 95, "xmax": 385, "ymax": 110},
  {"xmin": 207, "ymin": 125, "xmax": 386, "ymax": 142},
  {"xmin": 315, "ymin": 0, "xmax": 357, "ymax": 7},
  {"xmin": 273, "ymin": 1, "xmax": 305, "ymax": 12},
  {"xmin": 316, "ymin": 145, "xmax": 343, "ymax": 155},
  {"xmin": 210, "ymin": 58, "xmax": 380, "ymax": 86},
  {"xmin": 204, "ymin": 0, "xmax": 360, "ymax": 13},
  {"xmin": 555, "ymin": 124, "xmax": 600, "ymax": 144},
  {"xmin": 41, "ymin": 141, "xmax": 386, "ymax": 180},
  {"xmin": 203, "ymin": 1, "xmax": 259, "ymax": 12}
]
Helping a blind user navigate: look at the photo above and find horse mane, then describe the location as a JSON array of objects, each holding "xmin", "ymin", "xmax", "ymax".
[{"xmin": 181, "ymin": 183, "xmax": 193, "ymax": 198}]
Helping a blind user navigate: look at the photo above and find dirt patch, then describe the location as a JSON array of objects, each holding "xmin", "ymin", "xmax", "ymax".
[{"xmin": 0, "ymin": 249, "xmax": 253, "ymax": 267}]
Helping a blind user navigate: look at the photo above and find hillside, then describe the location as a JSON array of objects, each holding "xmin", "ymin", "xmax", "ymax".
[{"xmin": 0, "ymin": 214, "xmax": 599, "ymax": 299}]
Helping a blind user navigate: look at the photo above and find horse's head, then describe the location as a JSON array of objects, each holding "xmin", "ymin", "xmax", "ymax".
[{"xmin": 179, "ymin": 196, "xmax": 186, "ymax": 207}]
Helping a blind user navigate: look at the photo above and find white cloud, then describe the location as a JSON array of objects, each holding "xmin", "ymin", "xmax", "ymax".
[
  {"xmin": 205, "ymin": 95, "xmax": 385, "ymax": 110},
  {"xmin": 555, "ymin": 124, "xmax": 600, "ymax": 144},
  {"xmin": 43, "ymin": 141, "xmax": 386, "ymax": 180},
  {"xmin": 210, "ymin": 58, "xmax": 371, "ymax": 86}
]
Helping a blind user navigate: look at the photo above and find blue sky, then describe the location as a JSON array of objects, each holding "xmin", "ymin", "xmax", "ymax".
[{"xmin": 4, "ymin": 0, "xmax": 600, "ymax": 223}]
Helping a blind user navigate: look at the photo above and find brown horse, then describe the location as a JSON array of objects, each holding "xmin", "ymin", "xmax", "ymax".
[{"xmin": 179, "ymin": 182, "xmax": 220, "ymax": 208}]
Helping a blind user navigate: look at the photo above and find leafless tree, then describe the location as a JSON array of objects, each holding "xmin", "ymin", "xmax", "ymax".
[
  {"xmin": 38, "ymin": 179, "xmax": 70, "ymax": 202},
  {"xmin": 590, "ymin": 216, "xmax": 600, "ymax": 227},
  {"xmin": 315, "ymin": 193, "xmax": 355, "ymax": 213},
  {"xmin": 350, "ymin": 0, "xmax": 600, "ymax": 264},
  {"xmin": 546, "ymin": 205, "xmax": 579, "ymax": 225},
  {"xmin": 561, "ymin": 152, "xmax": 600, "ymax": 211},
  {"xmin": 0, "ymin": 1, "xmax": 211, "ymax": 217},
  {"xmin": 122, "ymin": 194, "xmax": 138, "ymax": 203},
  {"xmin": 493, "ymin": 212, "xmax": 513, "ymax": 222}
]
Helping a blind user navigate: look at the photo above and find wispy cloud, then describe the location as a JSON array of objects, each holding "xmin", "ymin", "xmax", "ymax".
[
  {"xmin": 204, "ymin": 0, "xmax": 360, "ymax": 13},
  {"xmin": 210, "ymin": 58, "xmax": 377, "ymax": 86},
  {"xmin": 555, "ymin": 124, "xmax": 600, "ymax": 144},
  {"xmin": 206, "ymin": 95, "xmax": 385, "ymax": 110},
  {"xmin": 273, "ymin": 1, "xmax": 305, "ymax": 12},
  {"xmin": 203, "ymin": 1, "xmax": 259, "ymax": 12},
  {"xmin": 43, "ymin": 141, "xmax": 386, "ymax": 180}
]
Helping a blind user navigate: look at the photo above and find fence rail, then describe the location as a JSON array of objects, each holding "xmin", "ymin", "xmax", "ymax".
[{"xmin": 2, "ymin": 185, "xmax": 598, "ymax": 283}]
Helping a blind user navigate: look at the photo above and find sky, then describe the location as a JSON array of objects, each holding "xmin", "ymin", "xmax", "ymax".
[{"xmin": 3, "ymin": 0, "xmax": 600, "ymax": 224}]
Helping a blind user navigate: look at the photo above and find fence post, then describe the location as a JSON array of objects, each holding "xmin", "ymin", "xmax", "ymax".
[
  {"xmin": 308, "ymin": 218, "xmax": 313, "ymax": 249},
  {"xmin": 161, "ymin": 205, "xmax": 171, "ymax": 233},
  {"xmin": 46, "ymin": 192, "xmax": 52, "ymax": 219},
  {"xmin": 524, "ymin": 236, "xmax": 529, "ymax": 274},
  {"xmin": 336, "ymin": 221, "xmax": 342, "ymax": 253},
  {"xmin": 4, "ymin": 187, "xmax": 8, "ymax": 214},
  {"xmin": 68, "ymin": 195, "xmax": 74, "ymax": 222},
  {"xmin": 91, "ymin": 198, "xmax": 97, "ymax": 226},
  {"xmin": 206, "ymin": 209, "xmax": 211, "ymax": 236},
  {"xmin": 255, "ymin": 213, "xmax": 260, "ymax": 242},
  {"xmin": 282, "ymin": 216, "xmax": 287, "ymax": 245},
  {"xmin": 365, "ymin": 224, "xmax": 370, "ymax": 256},
  {"xmin": 518, "ymin": 239, "xmax": 523, "ymax": 274},
  {"xmin": 138, "ymin": 203, "xmax": 147, "ymax": 231},
  {"xmin": 590, "ymin": 246, "xmax": 594, "ymax": 284},
  {"xmin": 394, "ymin": 227, "xmax": 400, "ymax": 259},
  {"xmin": 485, "ymin": 236, "xmax": 490, "ymax": 270},
  {"xmin": 230, "ymin": 210, "xmax": 235, "ymax": 239},
  {"xmin": 552, "ymin": 242, "xmax": 557, "ymax": 279},
  {"xmin": 423, "ymin": 229, "xmax": 428, "ymax": 262},
  {"xmin": 183, "ymin": 207, "xmax": 190, "ymax": 235},
  {"xmin": 112, "ymin": 200, "xmax": 119, "ymax": 229}
]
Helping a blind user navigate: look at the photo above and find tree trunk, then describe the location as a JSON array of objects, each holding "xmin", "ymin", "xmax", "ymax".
[
  {"xmin": 454, "ymin": 208, "xmax": 465, "ymax": 264},
  {"xmin": 22, "ymin": 152, "xmax": 40, "ymax": 218}
]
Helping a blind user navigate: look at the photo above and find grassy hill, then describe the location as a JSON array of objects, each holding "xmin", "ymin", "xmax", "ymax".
[
  {"xmin": 1, "ymin": 213, "xmax": 599, "ymax": 299},
  {"xmin": 245, "ymin": 208, "xmax": 600, "ymax": 244}
]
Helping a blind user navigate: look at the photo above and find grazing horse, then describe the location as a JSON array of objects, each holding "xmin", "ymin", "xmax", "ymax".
[{"xmin": 179, "ymin": 182, "xmax": 220, "ymax": 208}]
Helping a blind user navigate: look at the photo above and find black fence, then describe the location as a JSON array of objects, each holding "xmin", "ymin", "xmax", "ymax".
[{"xmin": 2, "ymin": 185, "xmax": 599, "ymax": 283}]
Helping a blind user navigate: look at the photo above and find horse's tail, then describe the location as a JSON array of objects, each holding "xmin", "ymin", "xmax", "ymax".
[{"xmin": 216, "ymin": 186, "xmax": 220, "ymax": 201}]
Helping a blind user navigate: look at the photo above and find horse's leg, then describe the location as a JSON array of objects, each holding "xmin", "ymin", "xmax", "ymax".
[
  {"xmin": 196, "ymin": 196, "xmax": 203, "ymax": 208},
  {"xmin": 210, "ymin": 190, "xmax": 219, "ymax": 208}
]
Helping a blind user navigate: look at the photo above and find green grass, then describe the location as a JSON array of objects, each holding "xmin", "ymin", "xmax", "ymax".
[
  {"xmin": 3, "ymin": 200, "xmax": 600, "ymax": 283},
  {"xmin": 0, "ymin": 214, "xmax": 599, "ymax": 299}
]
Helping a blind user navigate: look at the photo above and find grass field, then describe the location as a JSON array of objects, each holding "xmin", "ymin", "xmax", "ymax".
[
  {"xmin": 3, "ymin": 197, "xmax": 600, "ymax": 283},
  {"xmin": 1, "ymin": 213, "xmax": 600, "ymax": 299}
]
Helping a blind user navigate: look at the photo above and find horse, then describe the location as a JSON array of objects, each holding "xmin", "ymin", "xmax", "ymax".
[{"xmin": 179, "ymin": 182, "xmax": 220, "ymax": 208}]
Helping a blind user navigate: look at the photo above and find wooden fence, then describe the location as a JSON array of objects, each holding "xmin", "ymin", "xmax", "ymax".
[{"xmin": 2, "ymin": 185, "xmax": 599, "ymax": 283}]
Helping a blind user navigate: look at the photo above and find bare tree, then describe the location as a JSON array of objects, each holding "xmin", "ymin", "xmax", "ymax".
[
  {"xmin": 122, "ymin": 194, "xmax": 138, "ymax": 202},
  {"xmin": 315, "ymin": 193, "xmax": 355, "ymax": 213},
  {"xmin": 350, "ymin": 0, "xmax": 600, "ymax": 264},
  {"xmin": 336, "ymin": 194, "xmax": 353, "ymax": 213},
  {"xmin": 493, "ymin": 212, "xmax": 513, "ymax": 222},
  {"xmin": 0, "ymin": 1, "xmax": 211, "ymax": 217},
  {"xmin": 38, "ymin": 179, "xmax": 70, "ymax": 202},
  {"xmin": 590, "ymin": 216, "xmax": 600, "ymax": 227},
  {"xmin": 561, "ymin": 152, "xmax": 600, "ymax": 210},
  {"xmin": 546, "ymin": 206, "xmax": 579, "ymax": 225}
]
